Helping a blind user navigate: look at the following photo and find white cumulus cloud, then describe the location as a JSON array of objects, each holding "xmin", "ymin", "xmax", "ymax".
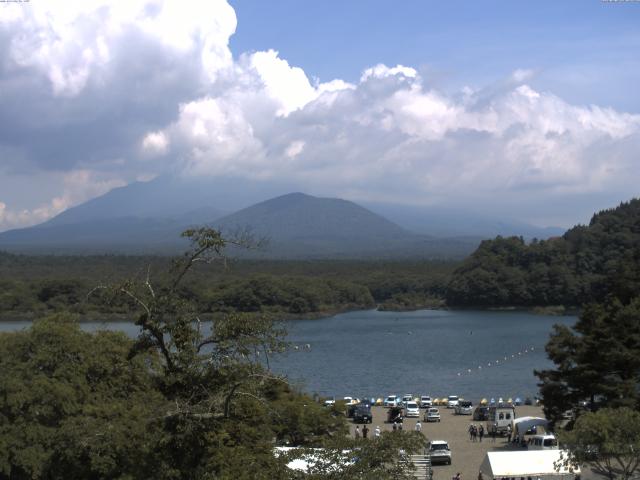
[{"xmin": 0, "ymin": 0, "xmax": 639, "ymax": 231}]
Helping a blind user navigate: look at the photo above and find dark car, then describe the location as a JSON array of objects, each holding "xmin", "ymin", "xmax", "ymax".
[
  {"xmin": 473, "ymin": 406, "xmax": 490, "ymax": 421},
  {"xmin": 386, "ymin": 406, "xmax": 404, "ymax": 424},
  {"xmin": 353, "ymin": 404, "xmax": 373, "ymax": 424}
]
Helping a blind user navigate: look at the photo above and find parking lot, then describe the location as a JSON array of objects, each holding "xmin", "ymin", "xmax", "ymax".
[{"xmin": 348, "ymin": 404, "xmax": 547, "ymax": 480}]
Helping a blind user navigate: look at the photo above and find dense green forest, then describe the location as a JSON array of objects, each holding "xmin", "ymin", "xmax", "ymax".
[
  {"xmin": 0, "ymin": 229, "xmax": 424, "ymax": 479},
  {"xmin": 2, "ymin": 198, "xmax": 638, "ymax": 318},
  {"xmin": 447, "ymin": 199, "xmax": 640, "ymax": 308},
  {"xmin": 0, "ymin": 254, "xmax": 453, "ymax": 319}
]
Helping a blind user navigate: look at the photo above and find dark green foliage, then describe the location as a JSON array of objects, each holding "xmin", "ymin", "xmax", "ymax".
[
  {"xmin": 0, "ymin": 227, "xmax": 424, "ymax": 479},
  {"xmin": 287, "ymin": 431, "xmax": 425, "ymax": 479},
  {"xmin": 0, "ymin": 315, "xmax": 166, "ymax": 479},
  {"xmin": 558, "ymin": 407, "xmax": 640, "ymax": 480},
  {"xmin": 536, "ymin": 296, "xmax": 640, "ymax": 425},
  {"xmin": 447, "ymin": 199, "xmax": 640, "ymax": 308},
  {"xmin": 0, "ymin": 254, "xmax": 456, "ymax": 318}
]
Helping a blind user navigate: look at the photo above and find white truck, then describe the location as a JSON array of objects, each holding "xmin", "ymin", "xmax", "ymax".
[{"xmin": 486, "ymin": 405, "xmax": 515, "ymax": 435}]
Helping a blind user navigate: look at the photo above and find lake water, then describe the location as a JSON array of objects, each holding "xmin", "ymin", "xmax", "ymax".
[{"xmin": 0, "ymin": 309, "xmax": 575, "ymax": 401}]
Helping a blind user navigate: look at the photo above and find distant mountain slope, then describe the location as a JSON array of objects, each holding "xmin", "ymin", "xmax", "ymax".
[
  {"xmin": 43, "ymin": 175, "xmax": 290, "ymax": 227},
  {"xmin": 364, "ymin": 203, "xmax": 564, "ymax": 239},
  {"xmin": 0, "ymin": 191, "xmax": 480, "ymax": 258},
  {"xmin": 0, "ymin": 217, "xmax": 188, "ymax": 254},
  {"xmin": 216, "ymin": 192, "xmax": 407, "ymax": 241},
  {"xmin": 213, "ymin": 192, "xmax": 470, "ymax": 258}
]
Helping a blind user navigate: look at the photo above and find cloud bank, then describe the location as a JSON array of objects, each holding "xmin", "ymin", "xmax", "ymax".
[{"xmin": 0, "ymin": 0, "xmax": 639, "ymax": 231}]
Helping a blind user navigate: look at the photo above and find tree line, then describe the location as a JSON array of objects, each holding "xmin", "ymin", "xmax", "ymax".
[
  {"xmin": 446, "ymin": 199, "xmax": 640, "ymax": 309},
  {"xmin": 0, "ymin": 228, "xmax": 425, "ymax": 479},
  {"xmin": 0, "ymin": 255, "xmax": 454, "ymax": 319}
]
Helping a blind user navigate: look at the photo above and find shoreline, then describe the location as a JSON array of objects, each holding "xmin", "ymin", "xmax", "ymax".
[{"xmin": 0, "ymin": 303, "xmax": 580, "ymax": 323}]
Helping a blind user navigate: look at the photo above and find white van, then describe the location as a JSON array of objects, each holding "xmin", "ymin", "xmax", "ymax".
[
  {"xmin": 447, "ymin": 395, "xmax": 460, "ymax": 409},
  {"xmin": 529, "ymin": 434, "xmax": 558, "ymax": 450},
  {"xmin": 486, "ymin": 405, "xmax": 515, "ymax": 435}
]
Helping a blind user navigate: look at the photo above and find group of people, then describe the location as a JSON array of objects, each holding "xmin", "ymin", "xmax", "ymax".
[
  {"xmin": 467, "ymin": 423, "xmax": 486, "ymax": 442},
  {"xmin": 354, "ymin": 420, "xmax": 423, "ymax": 438},
  {"xmin": 354, "ymin": 424, "xmax": 381, "ymax": 439}
]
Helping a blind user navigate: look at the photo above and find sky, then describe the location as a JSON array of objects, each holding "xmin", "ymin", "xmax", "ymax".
[{"xmin": 0, "ymin": 0, "xmax": 639, "ymax": 232}]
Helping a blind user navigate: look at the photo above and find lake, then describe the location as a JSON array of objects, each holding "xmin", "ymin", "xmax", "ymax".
[{"xmin": 0, "ymin": 309, "xmax": 575, "ymax": 401}]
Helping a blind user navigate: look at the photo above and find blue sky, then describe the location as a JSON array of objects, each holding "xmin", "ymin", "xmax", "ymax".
[
  {"xmin": 231, "ymin": 0, "xmax": 640, "ymax": 111},
  {"xmin": 0, "ymin": 0, "xmax": 639, "ymax": 231}
]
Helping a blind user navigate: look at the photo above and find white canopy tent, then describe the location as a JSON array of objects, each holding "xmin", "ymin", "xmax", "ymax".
[
  {"xmin": 480, "ymin": 451, "xmax": 580, "ymax": 480},
  {"xmin": 512, "ymin": 416, "xmax": 549, "ymax": 437}
]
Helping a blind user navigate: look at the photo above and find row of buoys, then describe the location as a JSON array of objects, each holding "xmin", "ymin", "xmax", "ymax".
[
  {"xmin": 456, "ymin": 346, "xmax": 536, "ymax": 377},
  {"xmin": 291, "ymin": 343, "xmax": 312, "ymax": 351}
]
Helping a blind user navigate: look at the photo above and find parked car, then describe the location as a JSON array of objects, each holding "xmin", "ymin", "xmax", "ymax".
[
  {"xmin": 352, "ymin": 404, "xmax": 373, "ymax": 424},
  {"xmin": 473, "ymin": 406, "xmax": 490, "ymax": 421},
  {"xmin": 447, "ymin": 395, "xmax": 460, "ymax": 409},
  {"xmin": 384, "ymin": 395, "xmax": 399, "ymax": 408},
  {"xmin": 425, "ymin": 407, "xmax": 441, "ymax": 422},
  {"xmin": 528, "ymin": 434, "xmax": 558, "ymax": 450},
  {"xmin": 455, "ymin": 400, "xmax": 473, "ymax": 415},
  {"xmin": 386, "ymin": 406, "xmax": 404, "ymax": 423},
  {"xmin": 404, "ymin": 401, "xmax": 420, "ymax": 417},
  {"xmin": 419, "ymin": 396, "xmax": 432, "ymax": 408},
  {"xmin": 524, "ymin": 397, "xmax": 533, "ymax": 405},
  {"xmin": 401, "ymin": 394, "xmax": 414, "ymax": 406},
  {"xmin": 323, "ymin": 398, "xmax": 335, "ymax": 407},
  {"xmin": 429, "ymin": 440, "xmax": 452, "ymax": 465}
]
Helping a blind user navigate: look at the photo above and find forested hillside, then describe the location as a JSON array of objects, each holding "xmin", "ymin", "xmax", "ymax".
[
  {"xmin": 447, "ymin": 199, "xmax": 640, "ymax": 308},
  {"xmin": 0, "ymin": 254, "xmax": 453, "ymax": 319}
]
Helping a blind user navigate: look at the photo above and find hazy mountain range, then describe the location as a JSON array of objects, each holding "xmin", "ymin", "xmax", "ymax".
[{"xmin": 0, "ymin": 176, "xmax": 563, "ymax": 258}]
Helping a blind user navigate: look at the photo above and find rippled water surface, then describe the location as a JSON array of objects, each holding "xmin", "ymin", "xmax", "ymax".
[
  {"xmin": 269, "ymin": 309, "xmax": 575, "ymax": 400},
  {"xmin": 1, "ymin": 309, "xmax": 575, "ymax": 400}
]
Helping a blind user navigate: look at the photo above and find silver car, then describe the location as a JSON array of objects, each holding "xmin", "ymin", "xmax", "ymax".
[
  {"xmin": 429, "ymin": 440, "xmax": 452, "ymax": 465},
  {"xmin": 425, "ymin": 407, "xmax": 441, "ymax": 422}
]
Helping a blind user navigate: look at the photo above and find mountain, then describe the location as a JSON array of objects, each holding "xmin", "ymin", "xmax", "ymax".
[
  {"xmin": 213, "ymin": 192, "xmax": 462, "ymax": 258},
  {"xmin": 363, "ymin": 202, "xmax": 564, "ymax": 239},
  {"xmin": 0, "ymin": 189, "xmax": 479, "ymax": 258},
  {"xmin": 0, "ymin": 175, "xmax": 562, "ymax": 257}
]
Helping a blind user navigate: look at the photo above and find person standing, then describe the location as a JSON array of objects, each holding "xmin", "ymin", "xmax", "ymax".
[
  {"xmin": 415, "ymin": 420, "xmax": 422, "ymax": 432},
  {"xmin": 355, "ymin": 426, "xmax": 361, "ymax": 438},
  {"xmin": 374, "ymin": 425, "xmax": 381, "ymax": 438},
  {"xmin": 479, "ymin": 424, "xmax": 484, "ymax": 442},
  {"xmin": 362, "ymin": 424, "xmax": 369, "ymax": 439}
]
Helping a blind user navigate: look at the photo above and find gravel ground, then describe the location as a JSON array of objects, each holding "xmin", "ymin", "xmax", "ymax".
[{"xmin": 349, "ymin": 405, "xmax": 549, "ymax": 480}]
